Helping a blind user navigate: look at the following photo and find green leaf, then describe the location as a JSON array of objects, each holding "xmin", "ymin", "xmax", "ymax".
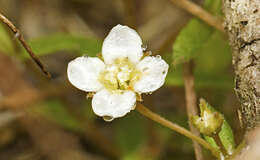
[
  {"xmin": 204, "ymin": 0, "xmax": 222, "ymax": 15},
  {"xmin": 21, "ymin": 33, "xmax": 102, "ymax": 58},
  {"xmin": 194, "ymin": 31, "xmax": 232, "ymax": 74},
  {"xmin": 122, "ymin": 153, "xmax": 141, "ymax": 160},
  {"xmin": 204, "ymin": 135, "xmax": 218, "ymax": 148},
  {"xmin": 164, "ymin": 62, "xmax": 183, "ymax": 86},
  {"xmin": 169, "ymin": 0, "xmax": 231, "ymax": 88},
  {"xmin": 0, "ymin": 23, "xmax": 14, "ymax": 54},
  {"xmin": 172, "ymin": 18, "xmax": 213, "ymax": 66},
  {"xmin": 167, "ymin": 31, "xmax": 233, "ymax": 88},
  {"xmin": 31, "ymin": 100, "xmax": 82, "ymax": 131},
  {"xmin": 172, "ymin": 0, "xmax": 223, "ymax": 66},
  {"xmin": 115, "ymin": 112, "xmax": 146, "ymax": 154},
  {"xmin": 165, "ymin": 66, "xmax": 233, "ymax": 88},
  {"xmin": 218, "ymin": 120, "xmax": 236, "ymax": 154},
  {"xmin": 203, "ymin": 101, "xmax": 236, "ymax": 155}
]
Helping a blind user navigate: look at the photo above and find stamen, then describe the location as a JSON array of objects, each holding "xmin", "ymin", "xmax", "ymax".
[{"xmin": 98, "ymin": 58, "xmax": 141, "ymax": 92}]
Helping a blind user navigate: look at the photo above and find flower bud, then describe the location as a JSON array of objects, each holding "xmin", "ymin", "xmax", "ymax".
[{"xmin": 191, "ymin": 99, "xmax": 224, "ymax": 136}]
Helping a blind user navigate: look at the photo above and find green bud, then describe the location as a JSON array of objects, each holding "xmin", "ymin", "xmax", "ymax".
[{"xmin": 191, "ymin": 99, "xmax": 224, "ymax": 136}]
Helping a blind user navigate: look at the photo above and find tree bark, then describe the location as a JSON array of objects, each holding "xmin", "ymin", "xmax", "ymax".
[{"xmin": 222, "ymin": 0, "xmax": 260, "ymax": 130}]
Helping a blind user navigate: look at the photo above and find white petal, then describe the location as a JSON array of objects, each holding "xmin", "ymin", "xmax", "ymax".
[
  {"xmin": 67, "ymin": 56, "xmax": 105, "ymax": 92},
  {"xmin": 102, "ymin": 24, "xmax": 143, "ymax": 64},
  {"xmin": 92, "ymin": 89, "xmax": 136, "ymax": 121},
  {"xmin": 134, "ymin": 56, "xmax": 169, "ymax": 93}
]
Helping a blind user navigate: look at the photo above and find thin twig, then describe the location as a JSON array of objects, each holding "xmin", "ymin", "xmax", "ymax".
[
  {"xmin": 183, "ymin": 61, "xmax": 204, "ymax": 160},
  {"xmin": 2, "ymin": 23, "xmax": 21, "ymax": 54},
  {"xmin": 212, "ymin": 134, "xmax": 228, "ymax": 156},
  {"xmin": 169, "ymin": 0, "xmax": 225, "ymax": 32},
  {"xmin": 136, "ymin": 103, "xmax": 221, "ymax": 159},
  {"xmin": 0, "ymin": 13, "xmax": 51, "ymax": 78},
  {"xmin": 227, "ymin": 139, "xmax": 246, "ymax": 160},
  {"xmin": 0, "ymin": 111, "xmax": 23, "ymax": 128}
]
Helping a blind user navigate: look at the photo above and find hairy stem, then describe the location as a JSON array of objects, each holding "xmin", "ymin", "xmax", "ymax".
[{"xmin": 136, "ymin": 103, "xmax": 221, "ymax": 159}]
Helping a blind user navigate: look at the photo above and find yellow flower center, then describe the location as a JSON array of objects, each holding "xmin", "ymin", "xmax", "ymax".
[{"xmin": 99, "ymin": 58, "xmax": 141, "ymax": 92}]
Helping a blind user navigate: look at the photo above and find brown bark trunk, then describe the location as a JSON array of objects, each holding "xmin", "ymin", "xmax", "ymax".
[{"xmin": 222, "ymin": 0, "xmax": 260, "ymax": 130}]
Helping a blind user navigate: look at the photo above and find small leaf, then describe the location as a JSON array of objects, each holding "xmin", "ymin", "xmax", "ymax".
[
  {"xmin": 202, "ymin": 100, "xmax": 236, "ymax": 155},
  {"xmin": 0, "ymin": 23, "xmax": 14, "ymax": 54},
  {"xmin": 194, "ymin": 31, "xmax": 232, "ymax": 74},
  {"xmin": 122, "ymin": 153, "xmax": 141, "ymax": 160},
  {"xmin": 167, "ymin": 31, "xmax": 233, "ymax": 88},
  {"xmin": 31, "ymin": 100, "xmax": 82, "ymax": 131},
  {"xmin": 165, "ymin": 66, "xmax": 233, "ymax": 88},
  {"xmin": 115, "ymin": 112, "xmax": 146, "ymax": 154},
  {"xmin": 21, "ymin": 33, "xmax": 102, "ymax": 58},
  {"xmin": 204, "ymin": 0, "xmax": 222, "ymax": 15},
  {"xmin": 172, "ymin": 0, "xmax": 223, "ymax": 66},
  {"xmin": 172, "ymin": 18, "xmax": 213, "ymax": 66},
  {"xmin": 218, "ymin": 120, "xmax": 236, "ymax": 154}
]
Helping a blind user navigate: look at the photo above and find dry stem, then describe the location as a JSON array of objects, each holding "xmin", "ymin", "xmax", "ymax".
[
  {"xmin": 136, "ymin": 103, "xmax": 221, "ymax": 159},
  {"xmin": 183, "ymin": 61, "xmax": 203, "ymax": 160},
  {"xmin": 0, "ymin": 12, "xmax": 51, "ymax": 78},
  {"xmin": 212, "ymin": 134, "xmax": 228, "ymax": 156},
  {"xmin": 170, "ymin": 0, "xmax": 224, "ymax": 32}
]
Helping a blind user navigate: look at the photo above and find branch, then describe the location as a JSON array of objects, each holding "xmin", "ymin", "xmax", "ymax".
[
  {"xmin": 136, "ymin": 103, "xmax": 221, "ymax": 159},
  {"xmin": 170, "ymin": 0, "xmax": 225, "ymax": 32},
  {"xmin": 0, "ymin": 13, "xmax": 51, "ymax": 78},
  {"xmin": 222, "ymin": 0, "xmax": 260, "ymax": 130},
  {"xmin": 183, "ymin": 61, "xmax": 204, "ymax": 160},
  {"xmin": 231, "ymin": 127, "xmax": 260, "ymax": 160}
]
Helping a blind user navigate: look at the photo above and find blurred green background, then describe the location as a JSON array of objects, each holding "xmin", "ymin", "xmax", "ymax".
[{"xmin": 0, "ymin": 0, "xmax": 242, "ymax": 159}]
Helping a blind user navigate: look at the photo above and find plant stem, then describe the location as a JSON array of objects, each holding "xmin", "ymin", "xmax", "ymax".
[
  {"xmin": 0, "ymin": 12, "xmax": 51, "ymax": 78},
  {"xmin": 226, "ymin": 140, "xmax": 246, "ymax": 160},
  {"xmin": 183, "ymin": 61, "xmax": 204, "ymax": 160},
  {"xmin": 213, "ymin": 134, "xmax": 228, "ymax": 156},
  {"xmin": 136, "ymin": 103, "xmax": 221, "ymax": 159},
  {"xmin": 169, "ymin": 0, "xmax": 224, "ymax": 32}
]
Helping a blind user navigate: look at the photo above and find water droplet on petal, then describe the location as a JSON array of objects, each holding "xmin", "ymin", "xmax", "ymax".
[
  {"xmin": 156, "ymin": 55, "xmax": 161, "ymax": 59},
  {"xmin": 103, "ymin": 115, "xmax": 114, "ymax": 122},
  {"xmin": 142, "ymin": 67, "xmax": 149, "ymax": 72},
  {"xmin": 142, "ymin": 44, "xmax": 147, "ymax": 51}
]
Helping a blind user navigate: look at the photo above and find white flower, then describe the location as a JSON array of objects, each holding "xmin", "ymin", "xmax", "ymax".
[{"xmin": 67, "ymin": 24, "xmax": 169, "ymax": 121}]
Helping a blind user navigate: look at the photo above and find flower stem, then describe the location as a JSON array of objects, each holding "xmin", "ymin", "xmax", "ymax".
[
  {"xmin": 226, "ymin": 139, "xmax": 246, "ymax": 160},
  {"xmin": 136, "ymin": 103, "xmax": 221, "ymax": 159},
  {"xmin": 183, "ymin": 61, "xmax": 203, "ymax": 160},
  {"xmin": 212, "ymin": 134, "xmax": 228, "ymax": 156},
  {"xmin": 169, "ymin": 0, "xmax": 224, "ymax": 32}
]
